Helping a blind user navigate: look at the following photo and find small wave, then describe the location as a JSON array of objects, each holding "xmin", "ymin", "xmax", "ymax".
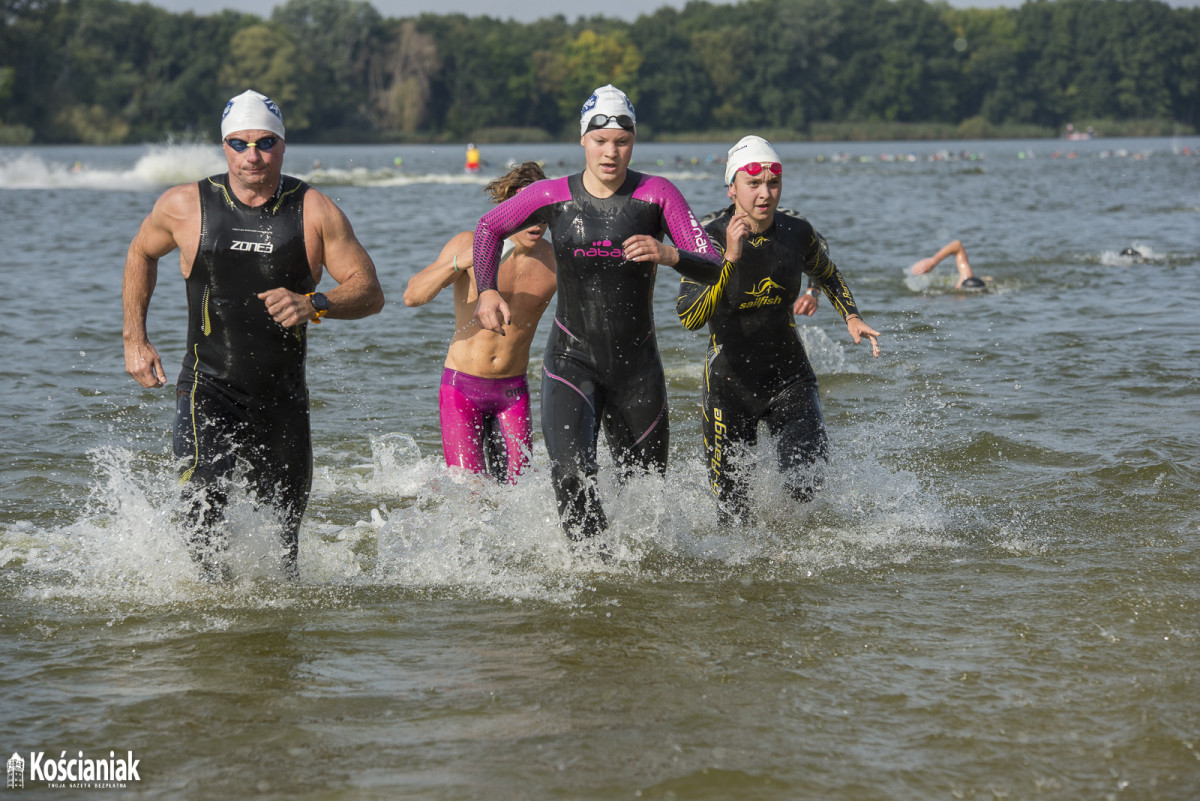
[
  {"xmin": 0, "ymin": 144, "xmax": 224, "ymax": 190},
  {"xmin": 0, "ymin": 145, "xmax": 720, "ymax": 191},
  {"xmin": 0, "ymin": 146, "xmax": 538, "ymax": 191},
  {"xmin": 298, "ymin": 167, "xmax": 495, "ymax": 188},
  {"xmin": 640, "ymin": 169, "xmax": 712, "ymax": 182},
  {"xmin": 1099, "ymin": 243, "xmax": 1158, "ymax": 267},
  {"xmin": 128, "ymin": 144, "xmax": 225, "ymax": 187}
]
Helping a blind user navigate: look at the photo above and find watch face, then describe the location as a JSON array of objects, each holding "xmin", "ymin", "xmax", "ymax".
[{"xmin": 311, "ymin": 293, "xmax": 330, "ymax": 311}]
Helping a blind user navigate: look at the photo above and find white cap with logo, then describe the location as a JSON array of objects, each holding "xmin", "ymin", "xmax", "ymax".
[
  {"xmin": 221, "ymin": 90, "xmax": 286, "ymax": 140},
  {"xmin": 724, "ymin": 135, "xmax": 781, "ymax": 185},
  {"xmin": 580, "ymin": 84, "xmax": 636, "ymax": 136}
]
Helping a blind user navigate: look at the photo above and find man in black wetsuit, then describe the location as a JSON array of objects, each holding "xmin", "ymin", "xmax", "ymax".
[
  {"xmin": 677, "ymin": 135, "xmax": 880, "ymax": 524},
  {"xmin": 122, "ymin": 90, "xmax": 384, "ymax": 579},
  {"xmin": 472, "ymin": 85, "xmax": 723, "ymax": 547}
]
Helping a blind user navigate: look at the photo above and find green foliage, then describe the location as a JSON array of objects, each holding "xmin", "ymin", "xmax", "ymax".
[
  {"xmin": 546, "ymin": 28, "xmax": 643, "ymax": 124},
  {"xmin": 370, "ymin": 19, "xmax": 440, "ymax": 135},
  {"xmin": 626, "ymin": 10, "xmax": 714, "ymax": 134},
  {"xmin": 271, "ymin": 0, "xmax": 384, "ymax": 139},
  {"xmin": 219, "ymin": 23, "xmax": 313, "ymax": 134},
  {"xmin": 0, "ymin": 63, "xmax": 34, "ymax": 143},
  {"xmin": 1, "ymin": 0, "xmax": 1197, "ymax": 143}
]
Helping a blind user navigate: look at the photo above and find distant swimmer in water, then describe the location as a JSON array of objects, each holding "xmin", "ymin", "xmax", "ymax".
[
  {"xmin": 910, "ymin": 239, "xmax": 988, "ymax": 291},
  {"xmin": 471, "ymin": 84, "xmax": 723, "ymax": 547},
  {"xmin": 678, "ymin": 135, "xmax": 880, "ymax": 524},
  {"xmin": 1119, "ymin": 247, "xmax": 1147, "ymax": 263},
  {"xmin": 404, "ymin": 162, "xmax": 557, "ymax": 483},
  {"xmin": 465, "ymin": 143, "xmax": 481, "ymax": 173},
  {"xmin": 121, "ymin": 89, "xmax": 384, "ymax": 580}
]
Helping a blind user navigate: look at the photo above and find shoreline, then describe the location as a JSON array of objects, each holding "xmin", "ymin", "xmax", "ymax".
[{"xmin": 6, "ymin": 119, "xmax": 1194, "ymax": 148}]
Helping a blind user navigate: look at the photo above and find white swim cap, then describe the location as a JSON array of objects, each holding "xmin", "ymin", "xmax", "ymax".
[
  {"xmin": 221, "ymin": 90, "xmax": 285, "ymax": 140},
  {"xmin": 580, "ymin": 84, "xmax": 636, "ymax": 136},
  {"xmin": 724, "ymin": 135, "xmax": 781, "ymax": 185}
]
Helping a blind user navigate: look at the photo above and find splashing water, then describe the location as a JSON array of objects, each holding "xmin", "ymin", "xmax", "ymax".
[{"xmin": 1, "ymin": 399, "xmax": 973, "ymax": 615}]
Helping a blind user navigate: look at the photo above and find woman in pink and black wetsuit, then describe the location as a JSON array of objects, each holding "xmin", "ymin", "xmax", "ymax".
[{"xmin": 472, "ymin": 85, "xmax": 723, "ymax": 545}]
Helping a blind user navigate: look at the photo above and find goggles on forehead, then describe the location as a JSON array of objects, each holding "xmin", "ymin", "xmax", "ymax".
[
  {"xmin": 735, "ymin": 161, "xmax": 783, "ymax": 180},
  {"xmin": 224, "ymin": 136, "xmax": 281, "ymax": 152},
  {"xmin": 585, "ymin": 113, "xmax": 635, "ymax": 133}
]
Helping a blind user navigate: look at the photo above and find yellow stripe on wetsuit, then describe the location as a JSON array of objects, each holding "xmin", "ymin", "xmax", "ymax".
[
  {"xmin": 805, "ymin": 232, "xmax": 860, "ymax": 320},
  {"xmin": 179, "ymin": 287, "xmax": 212, "ymax": 484},
  {"xmin": 678, "ymin": 258, "xmax": 736, "ymax": 331},
  {"xmin": 207, "ymin": 175, "xmax": 302, "ymax": 214},
  {"xmin": 179, "ymin": 345, "xmax": 202, "ymax": 484}
]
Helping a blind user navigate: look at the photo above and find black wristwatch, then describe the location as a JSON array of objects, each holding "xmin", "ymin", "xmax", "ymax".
[{"xmin": 307, "ymin": 292, "xmax": 329, "ymax": 321}]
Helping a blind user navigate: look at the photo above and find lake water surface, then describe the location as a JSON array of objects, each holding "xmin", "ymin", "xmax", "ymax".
[{"xmin": 1, "ymin": 136, "xmax": 1197, "ymax": 799}]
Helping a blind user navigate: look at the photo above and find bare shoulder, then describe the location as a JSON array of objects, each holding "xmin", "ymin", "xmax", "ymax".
[
  {"xmin": 152, "ymin": 182, "xmax": 200, "ymax": 224},
  {"xmin": 311, "ymin": 189, "xmax": 377, "ymax": 248},
  {"xmin": 438, "ymin": 230, "xmax": 475, "ymax": 273},
  {"xmin": 134, "ymin": 182, "xmax": 199, "ymax": 260},
  {"xmin": 302, "ymin": 186, "xmax": 349, "ymax": 226},
  {"xmin": 448, "ymin": 230, "xmax": 475, "ymax": 253}
]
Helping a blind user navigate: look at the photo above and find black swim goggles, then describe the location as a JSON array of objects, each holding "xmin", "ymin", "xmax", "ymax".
[
  {"xmin": 224, "ymin": 136, "xmax": 281, "ymax": 152},
  {"xmin": 585, "ymin": 114, "xmax": 636, "ymax": 133}
]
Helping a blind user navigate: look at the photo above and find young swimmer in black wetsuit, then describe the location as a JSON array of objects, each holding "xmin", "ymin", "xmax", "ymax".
[
  {"xmin": 472, "ymin": 85, "xmax": 723, "ymax": 546},
  {"xmin": 122, "ymin": 90, "xmax": 384, "ymax": 579},
  {"xmin": 677, "ymin": 135, "xmax": 880, "ymax": 524}
]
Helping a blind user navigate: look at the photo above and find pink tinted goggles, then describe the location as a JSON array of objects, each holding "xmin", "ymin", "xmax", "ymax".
[{"xmin": 738, "ymin": 161, "xmax": 783, "ymax": 178}]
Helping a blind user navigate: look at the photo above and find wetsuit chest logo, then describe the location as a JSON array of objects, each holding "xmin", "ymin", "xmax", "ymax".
[
  {"xmin": 738, "ymin": 277, "xmax": 785, "ymax": 310},
  {"xmin": 230, "ymin": 240, "xmax": 275, "ymax": 253},
  {"xmin": 228, "ymin": 227, "xmax": 275, "ymax": 254},
  {"xmin": 573, "ymin": 239, "xmax": 625, "ymax": 262}
]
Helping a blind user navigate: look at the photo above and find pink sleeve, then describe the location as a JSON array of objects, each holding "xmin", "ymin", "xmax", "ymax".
[
  {"xmin": 632, "ymin": 175, "xmax": 720, "ymax": 264},
  {"xmin": 472, "ymin": 177, "xmax": 570, "ymax": 292}
]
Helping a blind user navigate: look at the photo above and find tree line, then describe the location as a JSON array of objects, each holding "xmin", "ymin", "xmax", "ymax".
[{"xmin": 2, "ymin": 0, "xmax": 1198, "ymax": 144}]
